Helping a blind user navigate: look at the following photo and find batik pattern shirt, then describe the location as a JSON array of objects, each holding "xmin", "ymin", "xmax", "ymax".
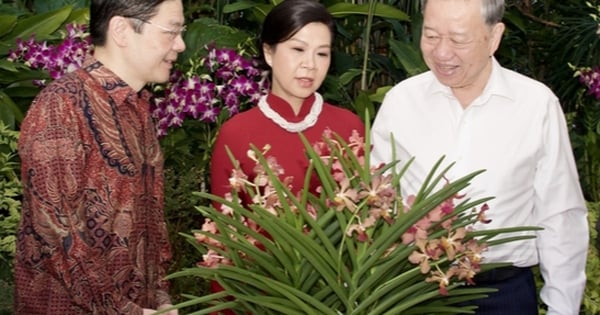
[{"xmin": 14, "ymin": 57, "xmax": 172, "ymax": 315}]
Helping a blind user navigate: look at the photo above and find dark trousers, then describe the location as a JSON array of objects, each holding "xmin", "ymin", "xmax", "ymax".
[{"xmin": 458, "ymin": 267, "xmax": 539, "ymax": 315}]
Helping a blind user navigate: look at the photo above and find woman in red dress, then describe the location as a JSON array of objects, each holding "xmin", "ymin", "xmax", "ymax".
[
  {"xmin": 208, "ymin": 0, "xmax": 364, "ymax": 313},
  {"xmin": 210, "ymin": 0, "xmax": 364, "ymax": 205}
]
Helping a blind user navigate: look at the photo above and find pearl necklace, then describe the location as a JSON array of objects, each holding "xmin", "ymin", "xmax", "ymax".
[{"xmin": 258, "ymin": 92, "xmax": 323, "ymax": 133}]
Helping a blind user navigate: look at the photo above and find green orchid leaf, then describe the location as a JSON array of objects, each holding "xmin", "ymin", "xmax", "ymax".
[
  {"xmin": 178, "ymin": 18, "xmax": 254, "ymax": 67},
  {"xmin": 327, "ymin": 3, "xmax": 410, "ymax": 21},
  {"xmin": 338, "ymin": 68, "xmax": 362, "ymax": 86},
  {"xmin": 0, "ymin": 91, "xmax": 23, "ymax": 128},
  {"xmin": 0, "ymin": 15, "xmax": 17, "ymax": 38},
  {"xmin": 171, "ymin": 124, "xmax": 541, "ymax": 314},
  {"xmin": 223, "ymin": 0, "xmax": 274, "ymax": 22},
  {"xmin": 389, "ymin": 38, "xmax": 428, "ymax": 77},
  {"xmin": 65, "ymin": 8, "xmax": 89, "ymax": 25},
  {"xmin": 4, "ymin": 5, "xmax": 73, "ymax": 41},
  {"xmin": 368, "ymin": 86, "xmax": 392, "ymax": 104},
  {"xmin": 0, "ymin": 60, "xmax": 17, "ymax": 72}
]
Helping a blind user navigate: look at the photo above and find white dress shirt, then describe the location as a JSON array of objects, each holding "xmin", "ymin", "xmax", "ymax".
[{"xmin": 371, "ymin": 58, "xmax": 588, "ymax": 315}]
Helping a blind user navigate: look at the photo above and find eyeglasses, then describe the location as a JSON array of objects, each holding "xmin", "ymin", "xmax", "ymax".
[{"xmin": 133, "ymin": 18, "xmax": 186, "ymax": 40}]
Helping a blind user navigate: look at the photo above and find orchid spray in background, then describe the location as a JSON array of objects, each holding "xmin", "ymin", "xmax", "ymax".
[
  {"xmin": 578, "ymin": 66, "xmax": 600, "ymax": 101},
  {"xmin": 149, "ymin": 45, "xmax": 269, "ymax": 189},
  {"xmin": 7, "ymin": 24, "xmax": 269, "ymax": 141},
  {"xmin": 151, "ymin": 46, "xmax": 269, "ymax": 138},
  {"xmin": 571, "ymin": 4, "xmax": 600, "ymax": 201},
  {"xmin": 7, "ymin": 23, "xmax": 92, "ymax": 87}
]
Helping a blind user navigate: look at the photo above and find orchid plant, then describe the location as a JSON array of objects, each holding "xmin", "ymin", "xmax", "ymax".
[{"xmin": 165, "ymin": 121, "xmax": 540, "ymax": 315}]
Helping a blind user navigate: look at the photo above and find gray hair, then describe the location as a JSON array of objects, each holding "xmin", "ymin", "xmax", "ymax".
[{"xmin": 420, "ymin": 0, "xmax": 505, "ymax": 25}]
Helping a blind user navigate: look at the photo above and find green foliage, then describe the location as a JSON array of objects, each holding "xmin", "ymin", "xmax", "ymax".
[
  {"xmin": 0, "ymin": 121, "xmax": 20, "ymax": 257},
  {"xmin": 162, "ymin": 165, "xmax": 210, "ymax": 310},
  {"xmin": 0, "ymin": 4, "xmax": 89, "ymax": 129},
  {"xmin": 570, "ymin": 93, "xmax": 600, "ymax": 202},
  {"xmin": 0, "ymin": 0, "xmax": 87, "ymax": 14},
  {"xmin": 533, "ymin": 202, "xmax": 600, "ymax": 314},
  {"xmin": 29, "ymin": 0, "xmax": 88, "ymax": 13},
  {"xmin": 554, "ymin": 1, "xmax": 600, "ymax": 202},
  {"xmin": 0, "ymin": 121, "xmax": 20, "ymax": 315},
  {"xmin": 583, "ymin": 202, "xmax": 600, "ymax": 314},
  {"xmin": 547, "ymin": 1, "xmax": 600, "ymax": 112},
  {"xmin": 0, "ymin": 1, "xmax": 29, "ymax": 16},
  {"xmin": 178, "ymin": 17, "xmax": 255, "ymax": 71},
  {"xmin": 497, "ymin": 0, "xmax": 600, "ymax": 201},
  {"xmin": 0, "ymin": 278, "xmax": 13, "ymax": 315}
]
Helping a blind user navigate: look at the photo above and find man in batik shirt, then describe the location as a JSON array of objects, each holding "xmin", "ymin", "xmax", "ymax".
[{"xmin": 14, "ymin": 0, "xmax": 186, "ymax": 314}]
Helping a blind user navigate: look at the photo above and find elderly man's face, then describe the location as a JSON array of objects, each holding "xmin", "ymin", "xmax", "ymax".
[{"xmin": 420, "ymin": 0, "xmax": 504, "ymax": 96}]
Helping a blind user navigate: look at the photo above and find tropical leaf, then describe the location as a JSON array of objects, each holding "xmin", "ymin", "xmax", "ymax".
[
  {"xmin": 178, "ymin": 17, "xmax": 254, "ymax": 67},
  {"xmin": 3, "ymin": 5, "xmax": 73, "ymax": 41},
  {"xmin": 327, "ymin": 3, "xmax": 410, "ymax": 21},
  {"xmin": 389, "ymin": 38, "xmax": 428, "ymax": 77},
  {"xmin": 0, "ymin": 15, "xmax": 17, "ymax": 38}
]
